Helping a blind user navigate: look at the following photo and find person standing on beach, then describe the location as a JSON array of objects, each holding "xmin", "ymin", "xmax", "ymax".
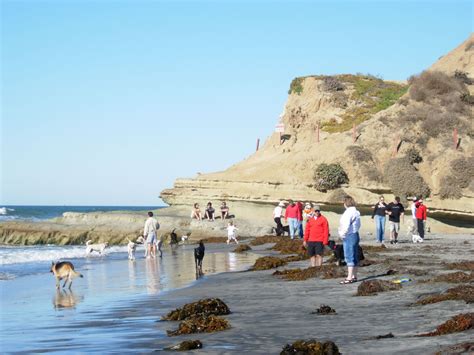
[
  {"xmin": 226, "ymin": 221, "xmax": 239, "ymax": 244},
  {"xmin": 415, "ymin": 198, "xmax": 427, "ymax": 241},
  {"xmin": 386, "ymin": 196, "xmax": 404, "ymax": 244},
  {"xmin": 410, "ymin": 197, "xmax": 418, "ymax": 235},
  {"xmin": 297, "ymin": 201, "xmax": 304, "ymax": 239},
  {"xmin": 144, "ymin": 211, "xmax": 159, "ymax": 258},
  {"xmin": 284, "ymin": 200, "xmax": 300, "ymax": 240},
  {"xmin": 303, "ymin": 205, "xmax": 329, "ymax": 267},
  {"xmin": 371, "ymin": 196, "xmax": 387, "ymax": 243},
  {"xmin": 338, "ymin": 196, "xmax": 361, "ymax": 284},
  {"xmin": 273, "ymin": 201, "xmax": 285, "ymax": 236},
  {"xmin": 302, "ymin": 202, "xmax": 314, "ymax": 236}
]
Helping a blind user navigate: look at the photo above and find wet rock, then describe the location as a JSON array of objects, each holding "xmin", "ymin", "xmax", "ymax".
[
  {"xmin": 374, "ymin": 333, "xmax": 394, "ymax": 339},
  {"xmin": 281, "ymin": 339, "xmax": 340, "ymax": 355},
  {"xmin": 167, "ymin": 315, "xmax": 230, "ymax": 336},
  {"xmin": 418, "ymin": 313, "xmax": 474, "ymax": 337},
  {"xmin": 312, "ymin": 305, "xmax": 336, "ymax": 315},
  {"xmin": 233, "ymin": 244, "xmax": 252, "ymax": 253},
  {"xmin": 162, "ymin": 298, "xmax": 231, "ymax": 321},
  {"xmin": 250, "ymin": 235, "xmax": 282, "ymax": 246},
  {"xmin": 415, "ymin": 285, "xmax": 474, "ymax": 305},
  {"xmin": 429, "ymin": 271, "xmax": 474, "ymax": 283},
  {"xmin": 164, "ymin": 340, "xmax": 203, "ymax": 351},
  {"xmin": 356, "ymin": 280, "xmax": 402, "ymax": 296},
  {"xmin": 445, "ymin": 261, "xmax": 474, "ymax": 271},
  {"xmin": 252, "ymin": 256, "xmax": 287, "ymax": 271}
]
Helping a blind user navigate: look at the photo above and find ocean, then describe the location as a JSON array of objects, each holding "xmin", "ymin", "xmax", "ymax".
[{"xmin": 0, "ymin": 205, "xmax": 162, "ymax": 222}]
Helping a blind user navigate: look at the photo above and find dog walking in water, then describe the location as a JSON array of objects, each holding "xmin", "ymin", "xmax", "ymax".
[
  {"xmin": 50, "ymin": 261, "xmax": 83, "ymax": 289},
  {"xmin": 85, "ymin": 240, "xmax": 109, "ymax": 255},
  {"xmin": 194, "ymin": 240, "xmax": 205, "ymax": 277}
]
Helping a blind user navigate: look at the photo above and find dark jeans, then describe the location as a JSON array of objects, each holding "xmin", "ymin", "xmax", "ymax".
[{"xmin": 417, "ymin": 219, "xmax": 425, "ymax": 239}]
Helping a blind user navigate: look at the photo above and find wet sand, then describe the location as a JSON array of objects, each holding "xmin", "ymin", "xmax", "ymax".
[{"xmin": 117, "ymin": 233, "xmax": 473, "ymax": 354}]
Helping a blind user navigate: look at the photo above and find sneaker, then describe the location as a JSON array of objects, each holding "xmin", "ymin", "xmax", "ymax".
[
  {"xmin": 390, "ymin": 240, "xmax": 394, "ymax": 245},
  {"xmin": 394, "ymin": 240, "xmax": 398, "ymax": 244}
]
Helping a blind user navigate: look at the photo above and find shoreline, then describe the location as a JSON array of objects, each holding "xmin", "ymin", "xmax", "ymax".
[{"xmin": 113, "ymin": 233, "xmax": 474, "ymax": 354}]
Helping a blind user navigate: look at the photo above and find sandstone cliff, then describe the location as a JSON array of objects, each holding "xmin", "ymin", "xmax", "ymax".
[{"xmin": 161, "ymin": 35, "xmax": 474, "ymax": 219}]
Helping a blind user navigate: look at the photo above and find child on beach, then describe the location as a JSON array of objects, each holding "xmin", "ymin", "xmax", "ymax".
[{"xmin": 227, "ymin": 221, "xmax": 239, "ymax": 244}]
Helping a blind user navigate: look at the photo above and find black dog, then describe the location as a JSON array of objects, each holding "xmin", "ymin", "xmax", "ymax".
[
  {"xmin": 194, "ymin": 240, "xmax": 205, "ymax": 275},
  {"xmin": 169, "ymin": 229, "xmax": 178, "ymax": 245},
  {"xmin": 328, "ymin": 240, "xmax": 365, "ymax": 266}
]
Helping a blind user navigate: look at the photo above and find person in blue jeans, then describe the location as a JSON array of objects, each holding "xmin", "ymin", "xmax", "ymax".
[
  {"xmin": 338, "ymin": 195, "xmax": 361, "ymax": 284},
  {"xmin": 284, "ymin": 200, "xmax": 300, "ymax": 240},
  {"xmin": 371, "ymin": 196, "xmax": 387, "ymax": 243}
]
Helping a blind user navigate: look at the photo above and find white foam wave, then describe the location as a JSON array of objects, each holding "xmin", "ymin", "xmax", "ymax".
[
  {"xmin": 0, "ymin": 207, "xmax": 8, "ymax": 215},
  {"xmin": 0, "ymin": 245, "xmax": 129, "ymax": 266}
]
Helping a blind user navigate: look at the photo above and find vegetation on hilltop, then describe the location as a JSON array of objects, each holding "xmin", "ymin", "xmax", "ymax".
[{"xmin": 313, "ymin": 163, "xmax": 349, "ymax": 192}]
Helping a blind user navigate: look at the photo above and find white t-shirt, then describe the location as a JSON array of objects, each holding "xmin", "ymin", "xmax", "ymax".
[
  {"xmin": 227, "ymin": 225, "xmax": 238, "ymax": 237},
  {"xmin": 144, "ymin": 217, "xmax": 159, "ymax": 235},
  {"xmin": 411, "ymin": 203, "xmax": 417, "ymax": 218},
  {"xmin": 273, "ymin": 206, "xmax": 283, "ymax": 218}
]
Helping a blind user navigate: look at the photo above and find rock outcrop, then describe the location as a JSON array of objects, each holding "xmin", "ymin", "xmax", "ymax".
[{"xmin": 161, "ymin": 35, "xmax": 474, "ymax": 219}]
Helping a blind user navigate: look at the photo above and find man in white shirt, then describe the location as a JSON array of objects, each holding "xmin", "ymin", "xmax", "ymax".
[{"xmin": 144, "ymin": 211, "xmax": 159, "ymax": 258}]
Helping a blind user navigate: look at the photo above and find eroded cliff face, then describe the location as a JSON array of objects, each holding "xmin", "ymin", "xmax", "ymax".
[{"xmin": 161, "ymin": 35, "xmax": 474, "ymax": 217}]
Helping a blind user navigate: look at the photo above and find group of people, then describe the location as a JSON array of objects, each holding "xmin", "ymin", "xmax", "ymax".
[
  {"xmin": 191, "ymin": 201, "xmax": 230, "ymax": 221},
  {"xmin": 272, "ymin": 197, "xmax": 361, "ymax": 284},
  {"xmin": 371, "ymin": 195, "xmax": 427, "ymax": 244}
]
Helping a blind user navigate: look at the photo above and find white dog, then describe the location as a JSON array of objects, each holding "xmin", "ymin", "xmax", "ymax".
[
  {"xmin": 127, "ymin": 239, "xmax": 138, "ymax": 260},
  {"xmin": 85, "ymin": 240, "xmax": 109, "ymax": 255},
  {"xmin": 412, "ymin": 234, "xmax": 424, "ymax": 243}
]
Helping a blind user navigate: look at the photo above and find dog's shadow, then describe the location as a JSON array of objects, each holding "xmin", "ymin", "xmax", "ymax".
[{"xmin": 52, "ymin": 289, "xmax": 83, "ymax": 310}]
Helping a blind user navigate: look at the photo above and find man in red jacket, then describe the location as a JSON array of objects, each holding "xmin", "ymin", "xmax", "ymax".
[
  {"xmin": 303, "ymin": 205, "xmax": 329, "ymax": 267},
  {"xmin": 415, "ymin": 198, "xmax": 427, "ymax": 241}
]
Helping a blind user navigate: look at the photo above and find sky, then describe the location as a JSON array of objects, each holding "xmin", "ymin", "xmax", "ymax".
[{"xmin": 1, "ymin": 0, "xmax": 472, "ymax": 206}]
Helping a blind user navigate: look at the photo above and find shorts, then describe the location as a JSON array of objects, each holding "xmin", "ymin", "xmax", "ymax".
[
  {"xmin": 307, "ymin": 241, "xmax": 324, "ymax": 257},
  {"xmin": 389, "ymin": 221, "xmax": 400, "ymax": 233},
  {"xmin": 146, "ymin": 232, "xmax": 157, "ymax": 244}
]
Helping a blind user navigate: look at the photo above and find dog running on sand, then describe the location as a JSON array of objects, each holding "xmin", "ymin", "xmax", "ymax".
[
  {"xmin": 50, "ymin": 261, "xmax": 83, "ymax": 289},
  {"xmin": 194, "ymin": 240, "xmax": 205, "ymax": 275},
  {"xmin": 85, "ymin": 240, "xmax": 109, "ymax": 255}
]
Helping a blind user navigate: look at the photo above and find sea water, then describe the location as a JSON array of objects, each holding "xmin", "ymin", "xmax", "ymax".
[{"xmin": 0, "ymin": 243, "xmax": 259, "ymax": 353}]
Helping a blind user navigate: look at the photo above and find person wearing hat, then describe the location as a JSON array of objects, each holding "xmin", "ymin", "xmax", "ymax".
[
  {"xmin": 303, "ymin": 205, "xmax": 329, "ymax": 267},
  {"xmin": 273, "ymin": 201, "xmax": 285, "ymax": 236},
  {"xmin": 302, "ymin": 202, "xmax": 314, "ymax": 236}
]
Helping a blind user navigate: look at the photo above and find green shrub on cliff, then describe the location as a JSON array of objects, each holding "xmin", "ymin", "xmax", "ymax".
[
  {"xmin": 384, "ymin": 158, "xmax": 430, "ymax": 198},
  {"xmin": 288, "ymin": 77, "xmax": 304, "ymax": 95},
  {"xmin": 314, "ymin": 163, "xmax": 349, "ymax": 192}
]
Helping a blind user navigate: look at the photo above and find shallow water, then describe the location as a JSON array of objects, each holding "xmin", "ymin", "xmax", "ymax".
[{"xmin": 0, "ymin": 244, "xmax": 258, "ymax": 353}]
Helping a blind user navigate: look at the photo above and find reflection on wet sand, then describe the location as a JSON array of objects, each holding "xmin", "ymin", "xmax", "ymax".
[
  {"xmin": 52, "ymin": 290, "xmax": 83, "ymax": 310},
  {"xmin": 145, "ymin": 258, "xmax": 160, "ymax": 294}
]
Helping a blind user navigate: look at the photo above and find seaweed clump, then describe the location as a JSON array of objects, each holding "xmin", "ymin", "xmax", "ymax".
[
  {"xmin": 167, "ymin": 314, "xmax": 230, "ymax": 336},
  {"xmin": 429, "ymin": 272, "xmax": 474, "ymax": 283},
  {"xmin": 271, "ymin": 239, "xmax": 305, "ymax": 254},
  {"xmin": 281, "ymin": 339, "xmax": 340, "ymax": 355},
  {"xmin": 250, "ymin": 235, "xmax": 282, "ymax": 246},
  {"xmin": 252, "ymin": 256, "xmax": 287, "ymax": 271},
  {"xmin": 233, "ymin": 244, "xmax": 252, "ymax": 253},
  {"xmin": 445, "ymin": 261, "xmax": 474, "ymax": 271},
  {"xmin": 418, "ymin": 313, "xmax": 474, "ymax": 337},
  {"xmin": 312, "ymin": 305, "xmax": 336, "ymax": 315},
  {"xmin": 164, "ymin": 340, "xmax": 203, "ymax": 351},
  {"xmin": 162, "ymin": 298, "xmax": 230, "ymax": 321},
  {"xmin": 356, "ymin": 280, "xmax": 402, "ymax": 296},
  {"xmin": 273, "ymin": 265, "xmax": 346, "ymax": 281},
  {"xmin": 415, "ymin": 285, "xmax": 474, "ymax": 305}
]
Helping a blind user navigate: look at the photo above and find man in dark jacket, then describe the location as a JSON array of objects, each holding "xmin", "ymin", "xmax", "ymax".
[{"xmin": 387, "ymin": 196, "xmax": 405, "ymax": 244}]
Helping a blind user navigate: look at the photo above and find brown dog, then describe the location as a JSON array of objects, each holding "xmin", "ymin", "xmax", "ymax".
[{"xmin": 50, "ymin": 261, "xmax": 83, "ymax": 289}]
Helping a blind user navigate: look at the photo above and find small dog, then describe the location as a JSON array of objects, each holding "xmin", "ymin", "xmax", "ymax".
[
  {"xmin": 169, "ymin": 229, "xmax": 179, "ymax": 245},
  {"xmin": 328, "ymin": 240, "xmax": 365, "ymax": 266},
  {"xmin": 50, "ymin": 261, "xmax": 83, "ymax": 289},
  {"xmin": 85, "ymin": 240, "xmax": 109, "ymax": 255},
  {"xmin": 412, "ymin": 234, "xmax": 424, "ymax": 243},
  {"xmin": 194, "ymin": 240, "xmax": 205, "ymax": 275},
  {"xmin": 127, "ymin": 239, "xmax": 139, "ymax": 260}
]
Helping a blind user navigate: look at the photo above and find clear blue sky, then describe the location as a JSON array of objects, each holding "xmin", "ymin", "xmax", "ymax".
[{"xmin": 1, "ymin": 0, "xmax": 472, "ymax": 206}]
